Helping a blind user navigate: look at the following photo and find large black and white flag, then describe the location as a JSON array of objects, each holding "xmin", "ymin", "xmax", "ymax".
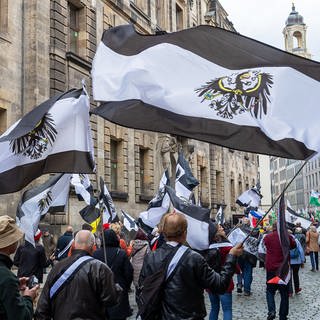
[
  {"xmin": 236, "ymin": 187, "xmax": 262, "ymax": 208},
  {"xmin": 139, "ymin": 170, "xmax": 170, "ymax": 229},
  {"xmin": 71, "ymin": 174, "xmax": 96, "ymax": 206},
  {"xmin": 92, "ymin": 24, "xmax": 320, "ymax": 160},
  {"xmin": 166, "ymin": 185, "xmax": 215, "ymax": 250},
  {"xmin": 16, "ymin": 174, "xmax": 71, "ymax": 246},
  {"xmin": 0, "ymin": 88, "xmax": 94, "ymax": 194},
  {"xmin": 175, "ymin": 153, "xmax": 199, "ymax": 200}
]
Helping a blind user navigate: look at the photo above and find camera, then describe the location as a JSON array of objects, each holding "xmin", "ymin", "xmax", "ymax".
[{"xmin": 28, "ymin": 275, "xmax": 39, "ymax": 289}]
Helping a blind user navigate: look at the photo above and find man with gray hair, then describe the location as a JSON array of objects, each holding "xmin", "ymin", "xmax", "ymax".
[{"xmin": 35, "ymin": 230, "xmax": 120, "ymax": 320}]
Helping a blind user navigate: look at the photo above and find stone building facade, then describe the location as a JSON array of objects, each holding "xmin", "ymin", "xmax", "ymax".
[{"xmin": 0, "ymin": 0, "xmax": 258, "ymax": 230}]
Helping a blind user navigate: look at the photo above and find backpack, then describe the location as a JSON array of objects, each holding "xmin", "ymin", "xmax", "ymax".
[
  {"xmin": 290, "ymin": 246, "xmax": 299, "ymax": 259},
  {"xmin": 136, "ymin": 245, "xmax": 187, "ymax": 320}
]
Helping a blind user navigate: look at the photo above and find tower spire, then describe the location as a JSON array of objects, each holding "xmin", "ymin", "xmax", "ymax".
[{"xmin": 292, "ymin": 2, "xmax": 295, "ymax": 11}]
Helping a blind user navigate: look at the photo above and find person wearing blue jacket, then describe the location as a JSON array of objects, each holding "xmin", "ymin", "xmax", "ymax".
[{"xmin": 289, "ymin": 234, "xmax": 305, "ymax": 296}]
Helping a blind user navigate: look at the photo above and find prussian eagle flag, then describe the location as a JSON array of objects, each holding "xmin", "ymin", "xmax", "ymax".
[
  {"xmin": 0, "ymin": 88, "xmax": 95, "ymax": 194},
  {"xmin": 92, "ymin": 24, "xmax": 320, "ymax": 160},
  {"xmin": 236, "ymin": 187, "xmax": 262, "ymax": 208},
  {"xmin": 71, "ymin": 174, "xmax": 96, "ymax": 206},
  {"xmin": 175, "ymin": 153, "xmax": 199, "ymax": 201},
  {"xmin": 285, "ymin": 200, "xmax": 311, "ymax": 229},
  {"xmin": 16, "ymin": 173, "xmax": 71, "ymax": 246},
  {"xmin": 139, "ymin": 169, "xmax": 170, "ymax": 229},
  {"xmin": 166, "ymin": 185, "xmax": 216, "ymax": 250},
  {"xmin": 99, "ymin": 177, "xmax": 117, "ymax": 226}
]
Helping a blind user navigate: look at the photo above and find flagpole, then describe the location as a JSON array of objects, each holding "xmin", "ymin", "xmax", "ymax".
[
  {"xmin": 95, "ymin": 174, "xmax": 108, "ymax": 265},
  {"xmin": 241, "ymin": 160, "xmax": 309, "ymax": 244}
]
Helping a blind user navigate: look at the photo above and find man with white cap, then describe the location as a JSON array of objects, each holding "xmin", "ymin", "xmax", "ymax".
[{"xmin": 0, "ymin": 215, "xmax": 39, "ymax": 319}]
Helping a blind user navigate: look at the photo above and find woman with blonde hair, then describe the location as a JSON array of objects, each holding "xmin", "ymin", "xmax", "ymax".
[{"xmin": 306, "ymin": 225, "xmax": 319, "ymax": 271}]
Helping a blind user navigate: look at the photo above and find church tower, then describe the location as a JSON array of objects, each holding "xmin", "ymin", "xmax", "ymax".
[{"xmin": 283, "ymin": 3, "xmax": 311, "ymax": 59}]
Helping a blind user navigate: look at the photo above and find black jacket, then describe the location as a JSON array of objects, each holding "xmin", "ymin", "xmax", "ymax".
[
  {"xmin": 93, "ymin": 229, "xmax": 133, "ymax": 319},
  {"xmin": 55, "ymin": 231, "xmax": 73, "ymax": 260},
  {"xmin": 13, "ymin": 241, "xmax": 49, "ymax": 283},
  {"xmin": 139, "ymin": 243, "xmax": 237, "ymax": 320},
  {"xmin": 35, "ymin": 249, "xmax": 119, "ymax": 320}
]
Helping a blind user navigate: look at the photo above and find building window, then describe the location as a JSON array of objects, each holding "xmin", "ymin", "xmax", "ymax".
[
  {"xmin": 176, "ymin": 4, "xmax": 183, "ymax": 31},
  {"xmin": 0, "ymin": 0, "xmax": 8, "ymax": 34},
  {"xmin": 0, "ymin": 107, "xmax": 6, "ymax": 134},
  {"xmin": 69, "ymin": 3, "xmax": 80, "ymax": 54},
  {"xmin": 238, "ymin": 180, "xmax": 242, "ymax": 195},
  {"xmin": 230, "ymin": 179, "xmax": 235, "ymax": 206},
  {"xmin": 216, "ymin": 171, "xmax": 222, "ymax": 202},
  {"xmin": 110, "ymin": 139, "xmax": 118, "ymax": 191},
  {"xmin": 139, "ymin": 148, "xmax": 148, "ymax": 194}
]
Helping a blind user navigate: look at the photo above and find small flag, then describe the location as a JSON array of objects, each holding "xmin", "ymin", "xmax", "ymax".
[
  {"xmin": 79, "ymin": 203, "xmax": 100, "ymax": 234},
  {"xmin": 92, "ymin": 24, "xmax": 320, "ymax": 160},
  {"xmin": 215, "ymin": 206, "xmax": 225, "ymax": 225},
  {"xmin": 249, "ymin": 209, "xmax": 264, "ymax": 220},
  {"xmin": 175, "ymin": 153, "xmax": 199, "ymax": 201},
  {"xmin": 139, "ymin": 170, "xmax": 170, "ymax": 229},
  {"xmin": 71, "ymin": 174, "xmax": 96, "ymax": 205},
  {"xmin": 16, "ymin": 174, "xmax": 71, "ymax": 246},
  {"xmin": 236, "ymin": 187, "xmax": 262, "ymax": 208},
  {"xmin": 166, "ymin": 185, "xmax": 214, "ymax": 250},
  {"xmin": 122, "ymin": 210, "xmax": 138, "ymax": 232},
  {"xmin": 267, "ymin": 195, "xmax": 291, "ymax": 285},
  {"xmin": 0, "ymin": 88, "xmax": 94, "ymax": 194},
  {"xmin": 285, "ymin": 201, "xmax": 312, "ymax": 229},
  {"xmin": 99, "ymin": 177, "xmax": 117, "ymax": 226},
  {"xmin": 310, "ymin": 190, "xmax": 320, "ymax": 206}
]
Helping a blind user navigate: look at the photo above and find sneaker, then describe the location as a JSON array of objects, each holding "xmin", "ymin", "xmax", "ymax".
[
  {"xmin": 237, "ymin": 285, "xmax": 242, "ymax": 293},
  {"xmin": 244, "ymin": 291, "xmax": 251, "ymax": 296},
  {"xmin": 311, "ymin": 269, "xmax": 316, "ymax": 272},
  {"xmin": 267, "ymin": 313, "xmax": 276, "ymax": 320},
  {"xmin": 295, "ymin": 288, "xmax": 302, "ymax": 294}
]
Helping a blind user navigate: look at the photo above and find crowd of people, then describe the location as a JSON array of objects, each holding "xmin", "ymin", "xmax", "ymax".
[{"xmin": 0, "ymin": 212, "xmax": 318, "ymax": 320}]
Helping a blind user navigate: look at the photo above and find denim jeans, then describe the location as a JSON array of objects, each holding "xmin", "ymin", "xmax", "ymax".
[
  {"xmin": 310, "ymin": 251, "xmax": 319, "ymax": 270},
  {"xmin": 237, "ymin": 259, "xmax": 253, "ymax": 293},
  {"xmin": 208, "ymin": 292, "xmax": 232, "ymax": 320},
  {"xmin": 266, "ymin": 272, "xmax": 289, "ymax": 320}
]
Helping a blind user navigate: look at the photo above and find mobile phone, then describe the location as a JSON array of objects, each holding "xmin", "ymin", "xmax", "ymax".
[{"xmin": 28, "ymin": 275, "xmax": 39, "ymax": 289}]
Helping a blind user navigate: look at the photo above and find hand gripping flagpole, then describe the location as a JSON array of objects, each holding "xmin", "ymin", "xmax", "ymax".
[{"xmin": 241, "ymin": 160, "xmax": 309, "ymax": 245}]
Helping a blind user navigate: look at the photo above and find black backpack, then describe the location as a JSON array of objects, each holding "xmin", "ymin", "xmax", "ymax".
[{"xmin": 136, "ymin": 246, "xmax": 184, "ymax": 320}]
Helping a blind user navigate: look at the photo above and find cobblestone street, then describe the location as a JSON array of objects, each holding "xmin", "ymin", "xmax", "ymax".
[{"xmin": 128, "ymin": 259, "xmax": 320, "ymax": 320}]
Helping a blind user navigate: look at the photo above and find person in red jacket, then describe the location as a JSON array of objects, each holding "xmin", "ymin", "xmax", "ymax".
[
  {"xmin": 208, "ymin": 224, "xmax": 240, "ymax": 320},
  {"xmin": 263, "ymin": 222, "xmax": 296, "ymax": 320}
]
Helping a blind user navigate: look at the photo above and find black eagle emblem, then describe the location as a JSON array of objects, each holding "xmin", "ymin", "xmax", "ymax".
[
  {"xmin": 38, "ymin": 190, "xmax": 53, "ymax": 213},
  {"xmin": 10, "ymin": 113, "xmax": 57, "ymax": 159},
  {"xmin": 195, "ymin": 70, "xmax": 273, "ymax": 119}
]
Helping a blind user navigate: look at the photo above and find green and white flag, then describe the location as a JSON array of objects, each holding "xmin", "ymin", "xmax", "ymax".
[{"xmin": 310, "ymin": 190, "xmax": 320, "ymax": 206}]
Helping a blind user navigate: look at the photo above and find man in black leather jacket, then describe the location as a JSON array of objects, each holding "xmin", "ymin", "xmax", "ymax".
[
  {"xmin": 35, "ymin": 230, "xmax": 120, "ymax": 320},
  {"xmin": 139, "ymin": 212, "xmax": 243, "ymax": 320}
]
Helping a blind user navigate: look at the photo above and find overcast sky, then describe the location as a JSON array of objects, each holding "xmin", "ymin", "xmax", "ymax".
[{"xmin": 220, "ymin": 0, "xmax": 320, "ymax": 61}]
